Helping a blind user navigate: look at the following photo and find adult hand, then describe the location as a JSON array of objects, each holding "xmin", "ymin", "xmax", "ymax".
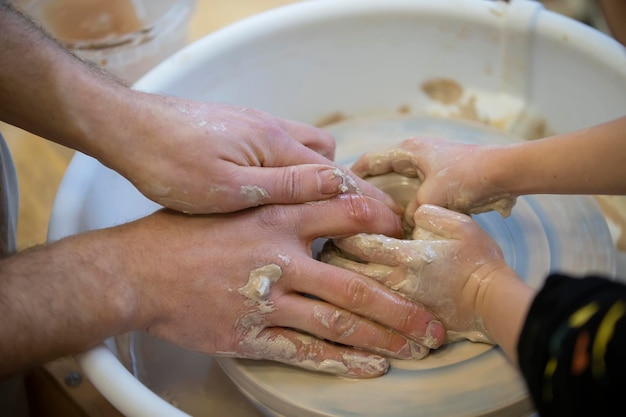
[
  {"xmin": 112, "ymin": 195, "xmax": 443, "ymax": 377},
  {"xmin": 350, "ymin": 138, "xmax": 516, "ymax": 225},
  {"xmin": 0, "ymin": 3, "xmax": 398, "ymax": 216},
  {"xmin": 96, "ymin": 96, "xmax": 400, "ymax": 215},
  {"xmin": 322, "ymin": 204, "xmax": 514, "ymax": 344}
]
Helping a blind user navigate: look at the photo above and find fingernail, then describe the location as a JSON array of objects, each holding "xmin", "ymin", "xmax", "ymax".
[
  {"xmin": 423, "ymin": 320, "xmax": 445, "ymax": 348},
  {"xmin": 317, "ymin": 168, "xmax": 358, "ymax": 194}
]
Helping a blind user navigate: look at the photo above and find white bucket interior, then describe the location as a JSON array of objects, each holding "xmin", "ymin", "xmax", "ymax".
[{"xmin": 47, "ymin": 0, "xmax": 626, "ymax": 416}]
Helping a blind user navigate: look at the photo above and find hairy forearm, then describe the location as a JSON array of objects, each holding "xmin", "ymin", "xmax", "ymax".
[
  {"xmin": 0, "ymin": 231, "xmax": 140, "ymax": 376},
  {"xmin": 0, "ymin": 1, "xmax": 133, "ymax": 158},
  {"xmin": 486, "ymin": 116, "xmax": 626, "ymax": 197}
]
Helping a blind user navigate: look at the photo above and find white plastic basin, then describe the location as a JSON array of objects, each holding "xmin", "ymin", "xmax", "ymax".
[{"xmin": 48, "ymin": 0, "xmax": 626, "ymax": 416}]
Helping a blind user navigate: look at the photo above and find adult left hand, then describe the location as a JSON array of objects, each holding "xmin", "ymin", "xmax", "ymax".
[{"xmin": 97, "ymin": 95, "xmax": 400, "ymax": 214}]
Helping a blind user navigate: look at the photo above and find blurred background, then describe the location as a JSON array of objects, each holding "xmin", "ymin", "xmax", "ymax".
[{"xmin": 1, "ymin": 0, "xmax": 623, "ymax": 415}]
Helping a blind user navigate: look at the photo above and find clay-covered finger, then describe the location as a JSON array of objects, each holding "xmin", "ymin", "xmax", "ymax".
[
  {"xmin": 270, "ymin": 295, "xmax": 430, "ymax": 360},
  {"xmin": 331, "ymin": 234, "xmax": 434, "ymax": 268},
  {"xmin": 290, "ymin": 259, "xmax": 445, "ymax": 349},
  {"xmin": 320, "ymin": 241, "xmax": 429, "ymax": 310},
  {"xmin": 350, "ymin": 150, "xmax": 391, "ymax": 178},
  {"xmin": 350, "ymin": 148, "xmax": 420, "ymax": 178},
  {"xmin": 404, "ymin": 197, "xmax": 419, "ymax": 228},
  {"xmin": 348, "ymin": 171, "xmax": 403, "ymax": 214},
  {"xmin": 412, "ymin": 204, "xmax": 474, "ymax": 240},
  {"xmin": 235, "ymin": 326, "xmax": 391, "ymax": 378},
  {"xmin": 321, "ymin": 240, "xmax": 437, "ymax": 302},
  {"xmin": 320, "ymin": 243, "xmax": 394, "ymax": 281}
]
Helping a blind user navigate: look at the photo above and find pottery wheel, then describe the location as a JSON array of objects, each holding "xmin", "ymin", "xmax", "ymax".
[
  {"xmin": 214, "ymin": 114, "xmax": 617, "ymax": 417},
  {"xmin": 56, "ymin": 114, "xmax": 616, "ymax": 417}
]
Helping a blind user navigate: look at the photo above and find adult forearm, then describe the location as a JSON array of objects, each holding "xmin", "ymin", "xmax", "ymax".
[
  {"xmin": 0, "ymin": 231, "xmax": 140, "ymax": 377},
  {"xmin": 0, "ymin": 1, "xmax": 129, "ymax": 156},
  {"xmin": 488, "ymin": 116, "xmax": 626, "ymax": 197}
]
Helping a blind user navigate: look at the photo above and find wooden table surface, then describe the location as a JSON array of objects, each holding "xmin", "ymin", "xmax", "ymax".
[{"xmin": 1, "ymin": 2, "xmax": 297, "ymax": 415}]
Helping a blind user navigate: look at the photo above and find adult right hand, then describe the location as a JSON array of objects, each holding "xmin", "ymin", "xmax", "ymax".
[
  {"xmin": 0, "ymin": 4, "xmax": 400, "ymax": 217},
  {"xmin": 0, "ymin": 194, "xmax": 444, "ymax": 378},
  {"xmin": 107, "ymin": 195, "xmax": 446, "ymax": 376}
]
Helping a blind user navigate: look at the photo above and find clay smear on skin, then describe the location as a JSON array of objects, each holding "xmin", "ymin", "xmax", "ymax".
[
  {"xmin": 331, "ymin": 168, "xmax": 361, "ymax": 194},
  {"xmin": 240, "ymin": 185, "xmax": 270, "ymax": 207},
  {"xmin": 312, "ymin": 304, "xmax": 429, "ymax": 360},
  {"xmin": 231, "ymin": 264, "xmax": 295, "ymax": 361},
  {"xmin": 238, "ymin": 264, "xmax": 282, "ymax": 311},
  {"xmin": 313, "ymin": 306, "xmax": 357, "ymax": 338}
]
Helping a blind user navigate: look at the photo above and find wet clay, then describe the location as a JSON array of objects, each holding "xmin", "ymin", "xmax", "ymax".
[
  {"xmin": 421, "ymin": 77, "xmax": 550, "ymax": 140},
  {"xmin": 421, "ymin": 78, "xmax": 464, "ymax": 105},
  {"xmin": 227, "ymin": 263, "xmax": 291, "ymax": 360},
  {"xmin": 331, "ymin": 168, "xmax": 361, "ymax": 194},
  {"xmin": 239, "ymin": 185, "xmax": 270, "ymax": 207},
  {"xmin": 238, "ymin": 264, "xmax": 282, "ymax": 310}
]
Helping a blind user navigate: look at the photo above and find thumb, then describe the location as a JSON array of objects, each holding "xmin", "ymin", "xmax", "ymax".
[
  {"xmin": 412, "ymin": 204, "xmax": 473, "ymax": 240},
  {"xmin": 404, "ymin": 182, "xmax": 453, "ymax": 228},
  {"xmin": 243, "ymin": 164, "xmax": 401, "ymax": 211}
]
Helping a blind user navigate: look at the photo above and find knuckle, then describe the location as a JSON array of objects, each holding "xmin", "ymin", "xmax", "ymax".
[
  {"xmin": 256, "ymin": 205, "xmax": 289, "ymax": 229},
  {"xmin": 395, "ymin": 303, "xmax": 432, "ymax": 339},
  {"xmin": 260, "ymin": 120, "xmax": 286, "ymax": 141},
  {"xmin": 344, "ymin": 194, "xmax": 377, "ymax": 225},
  {"xmin": 281, "ymin": 166, "xmax": 301, "ymax": 201},
  {"xmin": 292, "ymin": 338, "xmax": 320, "ymax": 360},
  {"xmin": 344, "ymin": 275, "xmax": 372, "ymax": 308},
  {"xmin": 325, "ymin": 308, "xmax": 361, "ymax": 339},
  {"xmin": 255, "ymin": 205, "xmax": 302, "ymax": 236},
  {"xmin": 318, "ymin": 132, "xmax": 337, "ymax": 158},
  {"xmin": 396, "ymin": 307, "xmax": 420, "ymax": 334},
  {"xmin": 325, "ymin": 135, "xmax": 337, "ymax": 152},
  {"xmin": 398, "ymin": 138, "xmax": 415, "ymax": 149}
]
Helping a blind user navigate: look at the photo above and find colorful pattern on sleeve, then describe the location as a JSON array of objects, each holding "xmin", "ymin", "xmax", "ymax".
[{"xmin": 517, "ymin": 274, "xmax": 626, "ymax": 416}]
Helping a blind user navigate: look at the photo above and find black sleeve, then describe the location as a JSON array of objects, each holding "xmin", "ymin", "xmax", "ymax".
[{"xmin": 517, "ymin": 273, "xmax": 626, "ymax": 417}]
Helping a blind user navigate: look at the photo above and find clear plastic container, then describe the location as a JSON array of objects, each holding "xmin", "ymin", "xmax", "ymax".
[{"xmin": 14, "ymin": 0, "xmax": 196, "ymax": 84}]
